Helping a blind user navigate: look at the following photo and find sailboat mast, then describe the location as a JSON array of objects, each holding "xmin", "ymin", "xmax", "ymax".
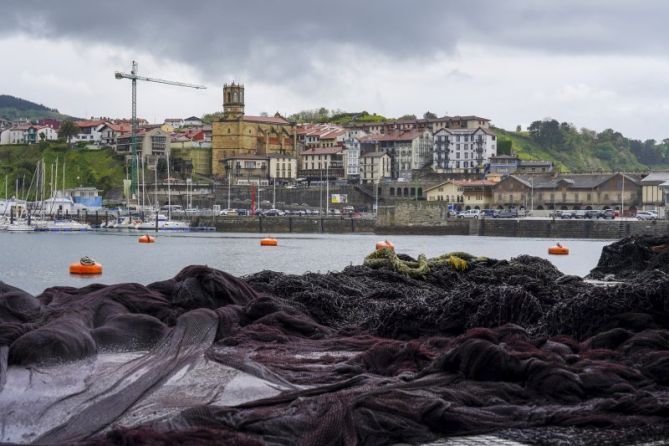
[
  {"xmin": 166, "ymin": 154, "xmax": 171, "ymax": 220},
  {"xmin": 142, "ymin": 157, "xmax": 146, "ymax": 212},
  {"xmin": 154, "ymin": 160, "xmax": 158, "ymax": 211}
]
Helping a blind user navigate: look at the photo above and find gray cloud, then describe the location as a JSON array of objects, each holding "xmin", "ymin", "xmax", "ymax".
[{"xmin": 4, "ymin": 0, "xmax": 669, "ymax": 85}]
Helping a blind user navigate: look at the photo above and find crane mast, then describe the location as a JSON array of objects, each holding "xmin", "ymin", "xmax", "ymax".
[{"xmin": 114, "ymin": 61, "xmax": 206, "ymax": 197}]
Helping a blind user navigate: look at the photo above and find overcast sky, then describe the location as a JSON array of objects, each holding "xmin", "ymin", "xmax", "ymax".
[{"xmin": 2, "ymin": 0, "xmax": 669, "ymax": 139}]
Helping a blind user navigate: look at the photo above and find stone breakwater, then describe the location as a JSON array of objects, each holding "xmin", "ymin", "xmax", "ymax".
[{"xmin": 1, "ymin": 236, "xmax": 669, "ymax": 445}]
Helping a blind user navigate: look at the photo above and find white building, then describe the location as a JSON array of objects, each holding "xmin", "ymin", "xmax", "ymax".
[
  {"xmin": 433, "ymin": 127, "xmax": 497, "ymax": 173},
  {"xmin": 343, "ymin": 137, "xmax": 361, "ymax": 179},
  {"xmin": 164, "ymin": 118, "xmax": 184, "ymax": 129},
  {"xmin": 98, "ymin": 122, "xmax": 130, "ymax": 148},
  {"xmin": 269, "ymin": 154, "xmax": 297, "ymax": 182},
  {"xmin": 0, "ymin": 124, "xmax": 58, "ymax": 145},
  {"xmin": 72, "ymin": 120, "xmax": 105, "ymax": 144},
  {"xmin": 183, "ymin": 116, "xmax": 203, "ymax": 127}
]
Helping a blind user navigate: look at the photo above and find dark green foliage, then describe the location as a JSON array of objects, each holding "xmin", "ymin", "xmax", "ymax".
[
  {"xmin": 0, "ymin": 95, "xmax": 75, "ymax": 121},
  {"xmin": 59, "ymin": 120, "xmax": 80, "ymax": 145},
  {"xmin": 519, "ymin": 118, "xmax": 669, "ymax": 171},
  {"xmin": 497, "ymin": 138, "xmax": 513, "ymax": 155}
]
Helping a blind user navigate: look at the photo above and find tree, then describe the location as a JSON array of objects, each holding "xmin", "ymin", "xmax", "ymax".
[
  {"xmin": 516, "ymin": 125, "xmax": 522, "ymax": 132},
  {"xmin": 201, "ymin": 112, "xmax": 225, "ymax": 124},
  {"xmin": 423, "ymin": 111, "xmax": 438, "ymax": 119},
  {"xmin": 397, "ymin": 114, "xmax": 417, "ymax": 121},
  {"xmin": 59, "ymin": 120, "xmax": 79, "ymax": 146},
  {"xmin": 156, "ymin": 158, "xmax": 168, "ymax": 179}
]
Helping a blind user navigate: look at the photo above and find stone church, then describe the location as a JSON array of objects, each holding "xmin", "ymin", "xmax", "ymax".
[{"xmin": 211, "ymin": 83, "xmax": 297, "ymax": 177}]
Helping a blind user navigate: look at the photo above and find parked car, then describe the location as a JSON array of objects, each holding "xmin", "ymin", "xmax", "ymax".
[
  {"xmin": 236, "ymin": 209, "xmax": 249, "ymax": 216},
  {"xmin": 599, "ymin": 209, "xmax": 616, "ymax": 219},
  {"xmin": 262, "ymin": 208, "xmax": 286, "ymax": 217},
  {"xmin": 219, "ymin": 208, "xmax": 238, "ymax": 216},
  {"xmin": 480, "ymin": 209, "xmax": 496, "ymax": 218},
  {"xmin": 559, "ymin": 210, "xmax": 574, "ymax": 219},
  {"xmin": 494, "ymin": 208, "xmax": 519, "ymax": 218},
  {"xmin": 457, "ymin": 209, "xmax": 481, "ymax": 219},
  {"xmin": 636, "ymin": 211, "xmax": 657, "ymax": 220}
]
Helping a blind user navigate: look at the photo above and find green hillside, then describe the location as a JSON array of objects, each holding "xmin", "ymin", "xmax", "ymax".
[
  {"xmin": 0, "ymin": 95, "xmax": 75, "ymax": 121},
  {"xmin": 0, "ymin": 143, "xmax": 125, "ymax": 199},
  {"xmin": 494, "ymin": 120, "xmax": 667, "ymax": 172}
]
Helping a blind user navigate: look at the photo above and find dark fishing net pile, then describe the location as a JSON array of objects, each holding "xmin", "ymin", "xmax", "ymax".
[
  {"xmin": 2, "ymin": 236, "xmax": 669, "ymax": 445},
  {"xmin": 588, "ymin": 234, "xmax": 669, "ymax": 280}
]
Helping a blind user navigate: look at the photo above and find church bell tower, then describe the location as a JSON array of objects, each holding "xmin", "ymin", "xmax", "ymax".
[{"xmin": 223, "ymin": 82, "xmax": 245, "ymax": 118}]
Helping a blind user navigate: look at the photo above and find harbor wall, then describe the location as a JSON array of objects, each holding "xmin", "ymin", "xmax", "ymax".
[
  {"xmin": 79, "ymin": 205, "xmax": 669, "ymax": 238},
  {"xmin": 377, "ymin": 219, "xmax": 669, "ymax": 239},
  {"xmin": 207, "ymin": 216, "xmax": 376, "ymax": 234}
]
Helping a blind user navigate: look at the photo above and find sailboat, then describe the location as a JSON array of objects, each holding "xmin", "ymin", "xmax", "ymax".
[
  {"xmin": 134, "ymin": 155, "xmax": 189, "ymax": 231},
  {"xmin": 34, "ymin": 159, "xmax": 91, "ymax": 231}
]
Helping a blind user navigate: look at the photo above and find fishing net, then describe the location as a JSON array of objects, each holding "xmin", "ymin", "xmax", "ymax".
[{"xmin": 1, "ymin": 236, "xmax": 669, "ymax": 445}]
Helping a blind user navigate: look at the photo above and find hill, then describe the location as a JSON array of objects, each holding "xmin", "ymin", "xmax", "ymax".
[
  {"xmin": 495, "ymin": 120, "xmax": 669, "ymax": 172},
  {"xmin": 0, "ymin": 142, "xmax": 125, "ymax": 198},
  {"xmin": 0, "ymin": 95, "xmax": 75, "ymax": 122}
]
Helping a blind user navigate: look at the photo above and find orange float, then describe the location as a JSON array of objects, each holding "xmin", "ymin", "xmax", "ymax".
[
  {"xmin": 548, "ymin": 244, "xmax": 569, "ymax": 255},
  {"xmin": 69, "ymin": 257, "xmax": 103, "ymax": 275},
  {"xmin": 376, "ymin": 240, "xmax": 395, "ymax": 251},
  {"xmin": 139, "ymin": 234, "xmax": 156, "ymax": 243},
  {"xmin": 260, "ymin": 237, "xmax": 278, "ymax": 246}
]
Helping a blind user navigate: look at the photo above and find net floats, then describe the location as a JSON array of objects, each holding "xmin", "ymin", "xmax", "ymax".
[
  {"xmin": 69, "ymin": 256, "xmax": 103, "ymax": 274},
  {"xmin": 548, "ymin": 243, "xmax": 569, "ymax": 255},
  {"xmin": 139, "ymin": 234, "xmax": 156, "ymax": 243},
  {"xmin": 261, "ymin": 237, "xmax": 278, "ymax": 246},
  {"xmin": 376, "ymin": 240, "xmax": 395, "ymax": 251}
]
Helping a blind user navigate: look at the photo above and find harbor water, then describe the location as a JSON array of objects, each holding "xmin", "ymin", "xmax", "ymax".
[{"xmin": 0, "ymin": 231, "xmax": 612, "ymax": 294}]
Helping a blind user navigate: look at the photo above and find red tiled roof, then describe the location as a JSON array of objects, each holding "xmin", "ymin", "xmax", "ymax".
[
  {"xmin": 244, "ymin": 115, "xmax": 290, "ymax": 125},
  {"xmin": 300, "ymin": 146, "xmax": 344, "ymax": 155},
  {"xmin": 360, "ymin": 129, "xmax": 425, "ymax": 142},
  {"xmin": 75, "ymin": 120, "xmax": 105, "ymax": 128}
]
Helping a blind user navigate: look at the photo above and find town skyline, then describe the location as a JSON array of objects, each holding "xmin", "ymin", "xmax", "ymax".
[{"xmin": 4, "ymin": 1, "xmax": 669, "ymax": 140}]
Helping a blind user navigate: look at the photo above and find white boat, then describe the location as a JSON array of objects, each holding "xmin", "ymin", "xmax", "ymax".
[
  {"xmin": 37, "ymin": 220, "xmax": 91, "ymax": 231},
  {"xmin": 110, "ymin": 216, "xmax": 143, "ymax": 229},
  {"xmin": 6, "ymin": 221, "xmax": 35, "ymax": 232},
  {"xmin": 135, "ymin": 214, "xmax": 189, "ymax": 230}
]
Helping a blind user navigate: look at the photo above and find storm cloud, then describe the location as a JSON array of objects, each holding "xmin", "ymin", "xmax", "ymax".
[
  {"xmin": 4, "ymin": 0, "xmax": 669, "ymax": 82},
  {"xmin": 3, "ymin": 0, "xmax": 669, "ymax": 138}
]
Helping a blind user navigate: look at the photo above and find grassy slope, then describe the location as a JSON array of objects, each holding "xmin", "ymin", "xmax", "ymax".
[
  {"xmin": 494, "ymin": 127, "xmax": 648, "ymax": 173},
  {"xmin": 0, "ymin": 143, "xmax": 125, "ymax": 198}
]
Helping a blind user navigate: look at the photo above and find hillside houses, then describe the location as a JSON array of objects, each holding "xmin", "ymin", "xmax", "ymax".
[{"xmin": 0, "ymin": 123, "xmax": 58, "ymax": 144}]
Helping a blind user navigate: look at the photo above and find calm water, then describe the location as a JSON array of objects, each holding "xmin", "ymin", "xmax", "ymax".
[{"xmin": 0, "ymin": 231, "xmax": 613, "ymax": 295}]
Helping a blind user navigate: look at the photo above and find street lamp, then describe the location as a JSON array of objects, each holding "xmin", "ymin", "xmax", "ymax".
[{"xmin": 326, "ymin": 158, "xmax": 330, "ymax": 216}]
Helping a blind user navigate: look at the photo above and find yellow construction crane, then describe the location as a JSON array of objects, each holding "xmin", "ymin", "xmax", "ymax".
[{"xmin": 114, "ymin": 60, "xmax": 206, "ymax": 194}]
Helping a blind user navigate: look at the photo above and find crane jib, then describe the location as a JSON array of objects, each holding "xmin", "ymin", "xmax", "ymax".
[{"xmin": 114, "ymin": 61, "xmax": 207, "ymax": 197}]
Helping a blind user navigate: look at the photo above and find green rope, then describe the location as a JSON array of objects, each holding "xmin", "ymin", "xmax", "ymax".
[{"xmin": 363, "ymin": 248, "xmax": 473, "ymax": 279}]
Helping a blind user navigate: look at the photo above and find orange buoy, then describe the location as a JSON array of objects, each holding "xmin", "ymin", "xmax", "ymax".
[
  {"xmin": 69, "ymin": 256, "xmax": 103, "ymax": 274},
  {"xmin": 139, "ymin": 234, "xmax": 156, "ymax": 243},
  {"xmin": 548, "ymin": 244, "xmax": 569, "ymax": 255},
  {"xmin": 375, "ymin": 240, "xmax": 395, "ymax": 251},
  {"xmin": 260, "ymin": 237, "xmax": 278, "ymax": 246}
]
